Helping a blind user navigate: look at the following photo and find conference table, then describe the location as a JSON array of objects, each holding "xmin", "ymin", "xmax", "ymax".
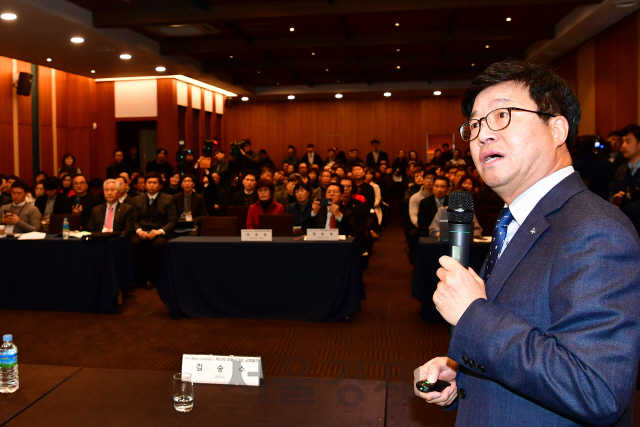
[
  {"xmin": 157, "ymin": 236, "xmax": 365, "ymax": 322},
  {"xmin": 0, "ymin": 235, "xmax": 133, "ymax": 314},
  {"xmin": 411, "ymin": 237, "xmax": 490, "ymax": 323}
]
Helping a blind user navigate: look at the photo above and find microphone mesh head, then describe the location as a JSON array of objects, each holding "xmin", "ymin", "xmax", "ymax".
[{"xmin": 447, "ymin": 191, "xmax": 474, "ymax": 224}]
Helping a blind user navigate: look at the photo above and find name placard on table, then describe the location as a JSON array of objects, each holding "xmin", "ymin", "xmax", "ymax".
[
  {"xmin": 306, "ymin": 228, "xmax": 340, "ymax": 241},
  {"xmin": 182, "ymin": 354, "xmax": 263, "ymax": 386},
  {"xmin": 241, "ymin": 229, "xmax": 272, "ymax": 241}
]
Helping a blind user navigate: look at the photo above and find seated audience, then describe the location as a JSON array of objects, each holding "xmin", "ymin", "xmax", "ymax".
[
  {"xmin": 427, "ymin": 197, "xmax": 483, "ymax": 239},
  {"xmin": 0, "ymin": 180, "xmax": 42, "ymax": 233},
  {"xmin": 312, "ymin": 169, "xmax": 332, "ymax": 200},
  {"xmin": 88, "ymin": 178, "xmax": 105, "ymax": 202},
  {"xmin": 87, "ymin": 179, "xmax": 134, "ymax": 236},
  {"xmin": 286, "ymin": 182, "xmax": 313, "ymax": 232},
  {"xmin": 70, "ymin": 174, "xmax": 101, "ymax": 231},
  {"xmin": 130, "ymin": 172, "xmax": 177, "ymax": 289},
  {"xmin": 324, "ymin": 148, "xmax": 337, "ymax": 168},
  {"xmin": 246, "ymin": 179, "xmax": 285, "ymax": 229},
  {"xmin": 275, "ymin": 173, "xmax": 301, "ymax": 206},
  {"xmin": 60, "ymin": 173, "xmax": 74, "ymax": 197},
  {"xmin": 163, "ymin": 172, "xmax": 182, "ymax": 196},
  {"xmin": 35, "ymin": 176, "xmax": 72, "ymax": 223},
  {"xmin": 33, "ymin": 182, "xmax": 44, "ymax": 199},
  {"xmin": 130, "ymin": 174, "xmax": 146, "ymax": 198},
  {"xmin": 418, "ymin": 176, "xmax": 449, "ymax": 237},
  {"xmin": 229, "ymin": 170, "xmax": 258, "ymax": 206},
  {"xmin": 173, "ymin": 173, "xmax": 207, "ymax": 223}
]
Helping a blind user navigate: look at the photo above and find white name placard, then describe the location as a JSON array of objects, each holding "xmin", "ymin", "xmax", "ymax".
[
  {"xmin": 182, "ymin": 354, "xmax": 262, "ymax": 386},
  {"xmin": 241, "ymin": 229, "xmax": 272, "ymax": 241},
  {"xmin": 307, "ymin": 228, "xmax": 339, "ymax": 241}
]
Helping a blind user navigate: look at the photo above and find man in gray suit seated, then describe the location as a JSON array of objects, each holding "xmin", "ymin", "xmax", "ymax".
[{"xmin": 0, "ymin": 180, "xmax": 41, "ymax": 234}]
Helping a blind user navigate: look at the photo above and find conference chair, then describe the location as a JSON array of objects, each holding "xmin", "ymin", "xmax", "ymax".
[
  {"xmin": 259, "ymin": 214, "xmax": 294, "ymax": 237},
  {"xmin": 48, "ymin": 214, "xmax": 81, "ymax": 234},
  {"xmin": 200, "ymin": 216, "xmax": 238, "ymax": 237},
  {"xmin": 226, "ymin": 206, "xmax": 249, "ymax": 234}
]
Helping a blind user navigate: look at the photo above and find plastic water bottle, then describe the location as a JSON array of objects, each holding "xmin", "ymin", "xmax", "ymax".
[
  {"xmin": 0, "ymin": 334, "xmax": 19, "ymax": 393},
  {"xmin": 62, "ymin": 217, "xmax": 69, "ymax": 240}
]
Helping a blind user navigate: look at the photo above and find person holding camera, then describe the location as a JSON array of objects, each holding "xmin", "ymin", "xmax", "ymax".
[
  {"xmin": 308, "ymin": 183, "xmax": 354, "ymax": 235},
  {"xmin": 0, "ymin": 180, "xmax": 41, "ymax": 234}
]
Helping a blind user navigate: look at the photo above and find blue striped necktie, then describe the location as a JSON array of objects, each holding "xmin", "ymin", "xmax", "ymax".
[{"xmin": 484, "ymin": 207, "xmax": 513, "ymax": 281}]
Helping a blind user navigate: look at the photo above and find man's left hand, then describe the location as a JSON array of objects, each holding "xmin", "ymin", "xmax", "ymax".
[
  {"xmin": 148, "ymin": 229, "xmax": 163, "ymax": 239},
  {"xmin": 72, "ymin": 204, "xmax": 83, "ymax": 214},
  {"xmin": 4, "ymin": 214, "xmax": 19, "ymax": 225},
  {"xmin": 433, "ymin": 256, "xmax": 486, "ymax": 326}
]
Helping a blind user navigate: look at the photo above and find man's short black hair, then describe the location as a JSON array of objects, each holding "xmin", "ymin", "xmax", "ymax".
[
  {"xmin": 293, "ymin": 182, "xmax": 312, "ymax": 194},
  {"xmin": 608, "ymin": 130, "xmax": 623, "ymax": 138},
  {"xmin": 113, "ymin": 149, "xmax": 124, "ymax": 157},
  {"xmin": 371, "ymin": 139, "xmax": 380, "ymax": 145},
  {"xmin": 351, "ymin": 163, "xmax": 364, "ymax": 170},
  {"xmin": 328, "ymin": 183, "xmax": 344, "ymax": 194},
  {"xmin": 182, "ymin": 173, "xmax": 195, "ymax": 182},
  {"xmin": 340, "ymin": 177, "xmax": 356, "ymax": 190},
  {"xmin": 327, "ymin": 147, "xmax": 335, "ymax": 153},
  {"xmin": 10, "ymin": 179, "xmax": 29, "ymax": 192},
  {"xmin": 442, "ymin": 143, "xmax": 450, "ymax": 148},
  {"xmin": 72, "ymin": 173, "xmax": 88, "ymax": 183},
  {"xmin": 243, "ymin": 169, "xmax": 257, "ymax": 180},
  {"xmin": 259, "ymin": 149, "xmax": 267, "ymax": 155},
  {"xmin": 287, "ymin": 145, "xmax": 295, "ymax": 150},
  {"xmin": 620, "ymin": 124, "xmax": 640, "ymax": 142},
  {"xmin": 462, "ymin": 59, "xmax": 580, "ymax": 149},
  {"xmin": 434, "ymin": 175, "xmax": 450, "ymax": 186},
  {"xmin": 307, "ymin": 143, "xmax": 314, "ymax": 148},
  {"xmin": 43, "ymin": 176, "xmax": 61, "ymax": 191},
  {"xmin": 156, "ymin": 148, "xmax": 168, "ymax": 155},
  {"xmin": 145, "ymin": 172, "xmax": 162, "ymax": 183}
]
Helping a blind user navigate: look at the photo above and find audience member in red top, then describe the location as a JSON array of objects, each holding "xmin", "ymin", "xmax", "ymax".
[{"xmin": 246, "ymin": 178, "xmax": 285, "ymax": 229}]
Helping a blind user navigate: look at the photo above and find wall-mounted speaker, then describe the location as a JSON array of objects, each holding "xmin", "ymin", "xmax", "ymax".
[{"xmin": 16, "ymin": 72, "xmax": 33, "ymax": 96}]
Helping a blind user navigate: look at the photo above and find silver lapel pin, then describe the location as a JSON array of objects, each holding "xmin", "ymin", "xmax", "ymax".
[{"xmin": 530, "ymin": 227, "xmax": 536, "ymax": 235}]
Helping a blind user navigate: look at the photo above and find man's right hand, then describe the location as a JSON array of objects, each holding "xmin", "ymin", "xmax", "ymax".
[
  {"xmin": 137, "ymin": 230, "xmax": 150, "ymax": 240},
  {"xmin": 311, "ymin": 199, "xmax": 321, "ymax": 215},
  {"xmin": 611, "ymin": 191, "xmax": 626, "ymax": 207},
  {"xmin": 414, "ymin": 357, "xmax": 459, "ymax": 406}
]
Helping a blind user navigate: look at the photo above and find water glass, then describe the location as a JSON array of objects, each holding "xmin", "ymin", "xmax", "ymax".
[{"xmin": 173, "ymin": 373, "xmax": 194, "ymax": 412}]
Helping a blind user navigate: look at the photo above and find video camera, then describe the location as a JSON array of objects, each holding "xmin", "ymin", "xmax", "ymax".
[{"xmin": 202, "ymin": 139, "xmax": 220, "ymax": 157}]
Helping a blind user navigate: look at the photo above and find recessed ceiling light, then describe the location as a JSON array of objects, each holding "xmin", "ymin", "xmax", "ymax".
[
  {"xmin": 311, "ymin": 52, "xmax": 315, "ymax": 55},
  {"xmin": 46, "ymin": 58, "xmax": 52, "ymax": 62},
  {"xmin": 384, "ymin": 92, "xmax": 391, "ymax": 97},
  {"xmin": 397, "ymin": 49, "xmax": 400, "ymax": 52},
  {"xmin": 395, "ymin": 23, "xmax": 400, "ymax": 26},
  {"xmin": 1, "ymin": 13, "xmax": 17, "ymax": 20},
  {"xmin": 433, "ymin": 91, "xmax": 442, "ymax": 96},
  {"xmin": 288, "ymin": 95, "xmax": 295, "ymax": 100},
  {"xmin": 335, "ymin": 94, "xmax": 343, "ymax": 99},
  {"xmin": 471, "ymin": 63, "xmax": 475, "ymax": 66},
  {"xmin": 326, "ymin": 68, "xmax": 329, "ymax": 71},
  {"xmin": 229, "ymin": 55, "xmax": 233, "ymax": 58},
  {"xmin": 120, "ymin": 54, "xmax": 131, "ymax": 60},
  {"xmin": 485, "ymin": 45, "xmax": 490, "ymax": 49},
  {"xmin": 397, "ymin": 66, "xmax": 401, "ymax": 69},
  {"xmin": 156, "ymin": 66, "xmax": 166, "ymax": 72},
  {"xmin": 241, "ymin": 96, "xmax": 249, "ymax": 101},
  {"xmin": 71, "ymin": 37, "xmax": 84, "ymax": 43},
  {"xmin": 613, "ymin": 1, "xmax": 638, "ymax": 7},
  {"xmin": 91, "ymin": 70, "xmax": 95, "ymax": 74},
  {"xmin": 277, "ymin": 83, "xmax": 280, "ymax": 85},
  {"xmin": 257, "ymin": 71, "xmax": 261, "ymax": 74},
  {"xmin": 506, "ymin": 17, "xmax": 512, "ymax": 21},
  {"xmin": 290, "ymin": 27, "xmax": 295, "ymax": 32}
]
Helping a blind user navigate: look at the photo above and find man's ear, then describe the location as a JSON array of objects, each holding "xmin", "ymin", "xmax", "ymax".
[{"xmin": 551, "ymin": 116, "xmax": 570, "ymax": 148}]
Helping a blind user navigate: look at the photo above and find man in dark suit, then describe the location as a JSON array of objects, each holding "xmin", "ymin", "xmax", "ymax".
[
  {"xmin": 417, "ymin": 176, "xmax": 449, "ymax": 237},
  {"xmin": 106, "ymin": 149, "xmax": 132, "ymax": 178},
  {"xmin": 415, "ymin": 60, "xmax": 640, "ymax": 426},
  {"xmin": 145, "ymin": 147, "xmax": 174, "ymax": 177},
  {"xmin": 365, "ymin": 139, "xmax": 389, "ymax": 168},
  {"xmin": 308, "ymin": 183, "xmax": 354, "ymax": 235},
  {"xmin": 35, "ymin": 176, "xmax": 72, "ymax": 222},
  {"xmin": 115, "ymin": 176, "xmax": 135, "ymax": 206},
  {"xmin": 173, "ymin": 173, "xmax": 207, "ymax": 223},
  {"xmin": 130, "ymin": 172, "xmax": 177, "ymax": 289},
  {"xmin": 300, "ymin": 143, "xmax": 323, "ymax": 169},
  {"xmin": 70, "ymin": 174, "xmax": 101, "ymax": 231},
  {"xmin": 87, "ymin": 178, "xmax": 134, "ymax": 236}
]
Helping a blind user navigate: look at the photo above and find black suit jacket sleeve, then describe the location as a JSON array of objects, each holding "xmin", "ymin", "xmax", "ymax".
[{"xmin": 418, "ymin": 196, "xmax": 436, "ymax": 237}]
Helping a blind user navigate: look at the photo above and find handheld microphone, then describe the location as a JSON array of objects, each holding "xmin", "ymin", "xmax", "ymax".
[{"xmin": 447, "ymin": 191, "xmax": 474, "ymax": 268}]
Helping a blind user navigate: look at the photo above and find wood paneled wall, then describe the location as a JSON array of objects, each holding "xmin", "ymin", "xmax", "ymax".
[
  {"xmin": 221, "ymin": 97, "xmax": 467, "ymax": 168},
  {"xmin": 550, "ymin": 11, "xmax": 639, "ymax": 137},
  {"xmin": 0, "ymin": 55, "xmax": 97, "ymax": 184}
]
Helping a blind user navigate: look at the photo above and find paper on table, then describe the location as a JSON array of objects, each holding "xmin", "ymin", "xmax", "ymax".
[
  {"xmin": 18, "ymin": 232, "xmax": 46, "ymax": 240},
  {"xmin": 69, "ymin": 231, "xmax": 91, "ymax": 238}
]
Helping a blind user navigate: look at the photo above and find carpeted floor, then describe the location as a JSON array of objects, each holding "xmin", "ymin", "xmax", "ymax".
[{"xmin": 0, "ymin": 216, "xmax": 451, "ymax": 383}]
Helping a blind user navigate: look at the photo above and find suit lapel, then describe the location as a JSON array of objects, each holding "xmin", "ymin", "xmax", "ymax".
[{"xmin": 485, "ymin": 172, "xmax": 587, "ymax": 302}]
